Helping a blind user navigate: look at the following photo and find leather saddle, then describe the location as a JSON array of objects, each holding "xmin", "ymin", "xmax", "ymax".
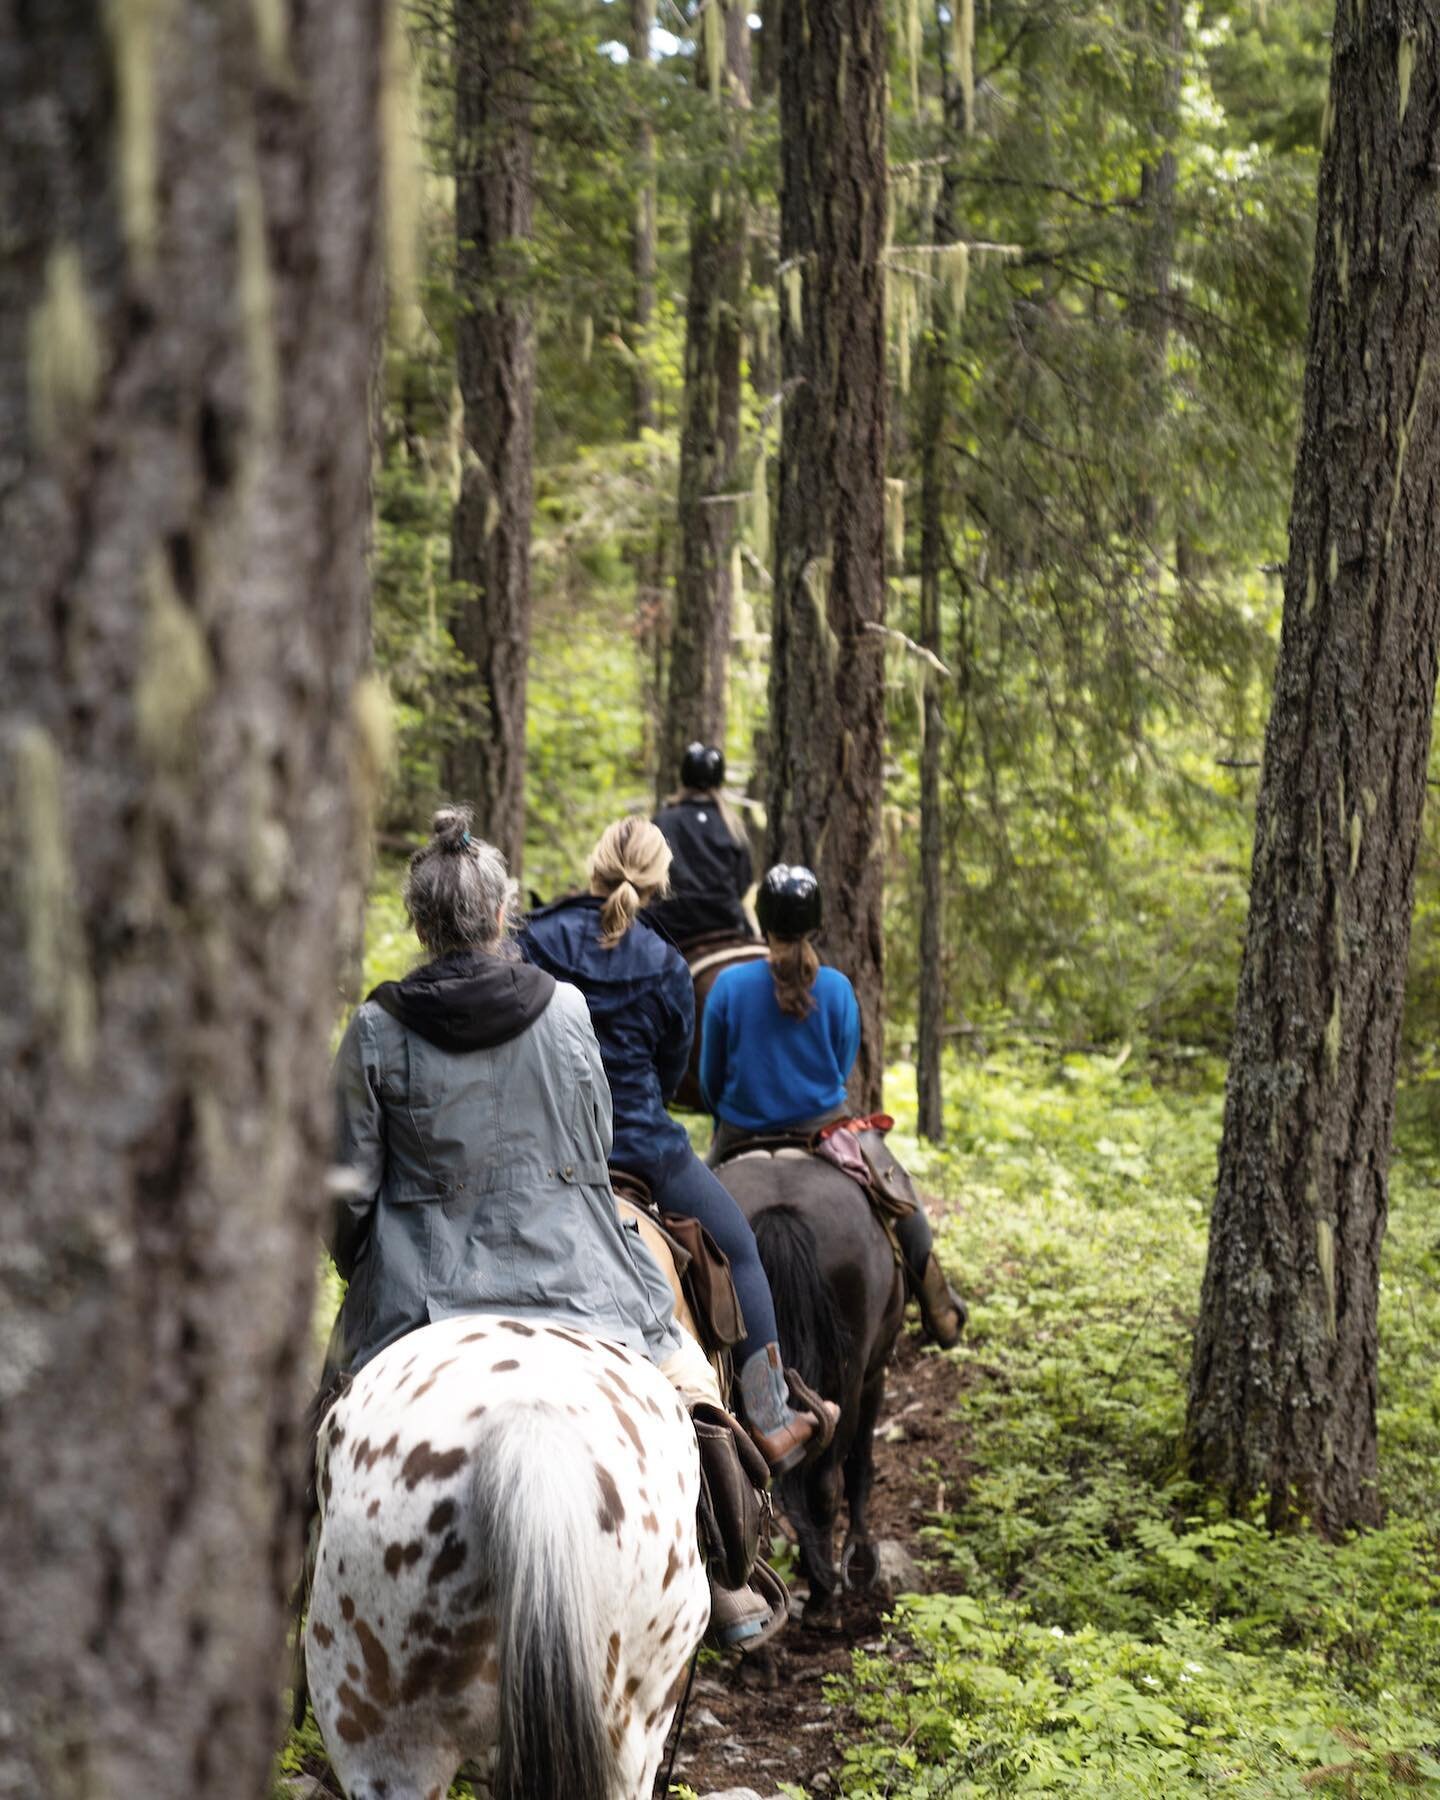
[{"xmin": 611, "ymin": 1168, "xmax": 747, "ymax": 1358}]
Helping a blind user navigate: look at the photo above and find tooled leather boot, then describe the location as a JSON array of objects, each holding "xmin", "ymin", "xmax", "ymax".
[
  {"xmin": 913, "ymin": 1251, "xmax": 967, "ymax": 1350},
  {"xmin": 739, "ymin": 1344, "xmax": 840, "ymax": 1474}
]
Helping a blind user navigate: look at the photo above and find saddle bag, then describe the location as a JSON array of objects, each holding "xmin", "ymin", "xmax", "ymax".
[
  {"xmin": 815, "ymin": 1114, "xmax": 917, "ymax": 1221},
  {"xmin": 612, "ymin": 1167, "xmax": 748, "ymax": 1357},
  {"xmin": 660, "ymin": 1211, "xmax": 748, "ymax": 1355},
  {"xmin": 691, "ymin": 1402, "xmax": 771, "ymax": 1589}
]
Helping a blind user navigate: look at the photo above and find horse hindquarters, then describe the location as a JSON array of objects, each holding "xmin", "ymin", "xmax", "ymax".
[{"xmin": 306, "ymin": 1320, "xmax": 708, "ymax": 1800}]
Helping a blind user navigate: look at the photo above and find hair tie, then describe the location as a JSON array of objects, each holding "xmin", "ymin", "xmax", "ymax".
[{"xmin": 460, "ymin": 830, "xmax": 472, "ymax": 848}]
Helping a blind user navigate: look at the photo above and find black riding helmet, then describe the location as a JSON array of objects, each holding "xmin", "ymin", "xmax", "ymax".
[
  {"xmin": 681, "ymin": 742, "xmax": 726, "ymax": 790},
  {"xmin": 756, "ymin": 864, "xmax": 822, "ymax": 939}
]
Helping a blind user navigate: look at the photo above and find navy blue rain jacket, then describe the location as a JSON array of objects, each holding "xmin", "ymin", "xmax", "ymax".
[{"xmin": 518, "ymin": 894, "xmax": 693, "ymax": 1174}]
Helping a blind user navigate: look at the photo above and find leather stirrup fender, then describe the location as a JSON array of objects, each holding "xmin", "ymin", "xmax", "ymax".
[{"xmin": 691, "ymin": 1402, "xmax": 769, "ymax": 1590}]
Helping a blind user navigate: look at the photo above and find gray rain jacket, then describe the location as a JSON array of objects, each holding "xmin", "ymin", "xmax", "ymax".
[{"xmin": 328, "ymin": 948, "xmax": 681, "ymax": 1374}]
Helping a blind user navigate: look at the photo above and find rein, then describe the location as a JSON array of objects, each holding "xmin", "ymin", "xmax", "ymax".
[{"xmin": 656, "ymin": 1642, "xmax": 701, "ymax": 1797}]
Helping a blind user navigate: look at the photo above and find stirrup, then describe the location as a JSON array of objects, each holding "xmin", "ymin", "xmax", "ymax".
[
  {"xmin": 706, "ymin": 1558, "xmax": 790, "ymax": 1653},
  {"xmin": 786, "ymin": 1368, "xmax": 839, "ymax": 1454}
]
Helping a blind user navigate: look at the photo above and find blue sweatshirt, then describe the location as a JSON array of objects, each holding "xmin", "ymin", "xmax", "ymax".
[{"xmin": 700, "ymin": 960, "xmax": 860, "ymax": 1130}]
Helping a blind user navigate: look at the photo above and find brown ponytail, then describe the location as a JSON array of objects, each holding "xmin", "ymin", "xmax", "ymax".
[{"xmin": 766, "ymin": 934, "xmax": 819, "ymax": 1019}]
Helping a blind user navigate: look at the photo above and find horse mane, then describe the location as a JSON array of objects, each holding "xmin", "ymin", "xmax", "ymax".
[{"xmin": 752, "ymin": 1204, "xmax": 851, "ymax": 1394}]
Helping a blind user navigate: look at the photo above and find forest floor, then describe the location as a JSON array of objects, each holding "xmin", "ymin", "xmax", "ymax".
[
  {"xmin": 277, "ymin": 1044, "xmax": 1440, "ymax": 1800},
  {"xmin": 668, "ymin": 1323, "xmax": 976, "ymax": 1800}
]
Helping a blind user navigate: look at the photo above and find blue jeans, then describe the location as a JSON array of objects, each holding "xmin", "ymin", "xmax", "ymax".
[{"xmin": 638, "ymin": 1142, "xmax": 778, "ymax": 1365}]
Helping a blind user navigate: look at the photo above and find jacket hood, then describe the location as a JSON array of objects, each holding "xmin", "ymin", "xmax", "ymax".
[
  {"xmin": 523, "ymin": 892, "xmax": 677, "ymax": 985},
  {"xmin": 368, "ymin": 949, "xmax": 555, "ymax": 1052}
]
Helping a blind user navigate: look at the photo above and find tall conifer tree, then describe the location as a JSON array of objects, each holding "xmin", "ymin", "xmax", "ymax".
[
  {"xmin": 0, "ymin": 1, "xmax": 385, "ymax": 1787},
  {"xmin": 1187, "ymin": 0, "xmax": 1440, "ymax": 1532},
  {"xmin": 768, "ymin": 0, "xmax": 890, "ymax": 1107},
  {"xmin": 447, "ymin": 0, "xmax": 535, "ymax": 871}
]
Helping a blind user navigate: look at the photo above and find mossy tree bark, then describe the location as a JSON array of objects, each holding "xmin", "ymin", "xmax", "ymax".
[
  {"xmin": 630, "ymin": 0, "xmax": 658, "ymax": 438},
  {"xmin": 916, "ymin": 322, "xmax": 949, "ymax": 1144},
  {"xmin": 663, "ymin": 0, "xmax": 751, "ymax": 786},
  {"xmin": 0, "ymin": 1, "xmax": 384, "ymax": 1793},
  {"xmin": 447, "ymin": 0, "xmax": 535, "ymax": 872},
  {"xmin": 1186, "ymin": 0, "xmax": 1440, "ymax": 1534},
  {"xmin": 768, "ymin": 0, "xmax": 889, "ymax": 1109}
]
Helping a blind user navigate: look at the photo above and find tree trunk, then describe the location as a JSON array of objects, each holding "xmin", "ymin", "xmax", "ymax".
[
  {"xmin": 663, "ymin": 0, "xmax": 751, "ymax": 786},
  {"xmin": 0, "ymin": 2, "xmax": 383, "ymax": 1793},
  {"xmin": 768, "ymin": 0, "xmax": 889, "ymax": 1109},
  {"xmin": 1132, "ymin": 0, "xmax": 1182, "ymax": 552},
  {"xmin": 447, "ymin": 0, "xmax": 535, "ymax": 873},
  {"xmin": 1186, "ymin": 0, "xmax": 1440, "ymax": 1534},
  {"xmin": 630, "ymin": 0, "xmax": 657, "ymax": 436},
  {"xmin": 916, "ymin": 322, "xmax": 948, "ymax": 1144}
]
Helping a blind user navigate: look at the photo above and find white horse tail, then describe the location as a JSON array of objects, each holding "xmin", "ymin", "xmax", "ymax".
[{"xmin": 471, "ymin": 1399, "xmax": 620, "ymax": 1800}]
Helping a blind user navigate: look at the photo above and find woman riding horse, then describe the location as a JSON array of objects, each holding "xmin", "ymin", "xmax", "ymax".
[
  {"xmin": 647, "ymin": 742, "xmax": 755, "ymax": 948},
  {"xmin": 700, "ymin": 863, "xmax": 967, "ymax": 1349},
  {"xmin": 518, "ymin": 817, "xmax": 840, "ymax": 1473},
  {"xmin": 327, "ymin": 805, "xmax": 775, "ymax": 1646}
]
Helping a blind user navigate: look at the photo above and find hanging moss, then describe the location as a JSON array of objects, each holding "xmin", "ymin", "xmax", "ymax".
[
  {"xmin": 251, "ymin": 0, "xmax": 287, "ymax": 74},
  {"xmin": 136, "ymin": 548, "xmax": 214, "ymax": 762},
  {"xmin": 782, "ymin": 262, "xmax": 804, "ymax": 338},
  {"xmin": 1316, "ymin": 1218, "xmax": 1337, "ymax": 1340},
  {"xmin": 801, "ymin": 555, "xmax": 838, "ymax": 670},
  {"xmin": 885, "ymin": 477, "xmax": 906, "ymax": 565},
  {"xmin": 351, "ymin": 673, "xmax": 397, "ymax": 817},
  {"xmin": 1398, "ymin": 35, "xmax": 1415, "ymax": 122},
  {"xmin": 906, "ymin": 0, "xmax": 922, "ymax": 112},
  {"xmin": 751, "ymin": 445, "xmax": 769, "ymax": 561},
  {"xmin": 381, "ymin": 0, "xmax": 423, "ymax": 340},
  {"xmin": 28, "ymin": 245, "xmax": 102, "ymax": 452},
  {"xmin": 1323, "ymin": 988, "xmax": 1342, "ymax": 1078},
  {"xmin": 952, "ymin": 0, "xmax": 975, "ymax": 132},
  {"xmin": 703, "ymin": 0, "xmax": 724, "ymax": 98},
  {"xmin": 580, "ymin": 314, "xmax": 593, "ymax": 363},
  {"xmin": 16, "ymin": 725, "xmax": 96, "ymax": 1073},
  {"xmin": 943, "ymin": 240, "xmax": 970, "ymax": 320},
  {"xmin": 236, "ymin": 155, "xmax": 278, "ymax": 433},
  {"xmin": 106, "ymin": 0, "xmax": 175, "ymax": 258}
]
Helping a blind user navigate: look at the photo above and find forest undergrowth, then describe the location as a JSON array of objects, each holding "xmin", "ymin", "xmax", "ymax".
[
  {"xmin": 839, "ymin": 1050, "xmax": 1440, "ymax": 1798},
  {"xmin": 282, "ymin": 1019, "xmax": 1440, "ymax": 1798}
]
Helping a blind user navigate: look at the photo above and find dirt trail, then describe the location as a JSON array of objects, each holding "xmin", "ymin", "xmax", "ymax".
[
  {"xmin": 665, "ymin": 1329, "xmax": 975, "ymax": 1798},
  {"xmin": 286, "ymin": 1327, "xmax": 973, "ymax": 1800}
]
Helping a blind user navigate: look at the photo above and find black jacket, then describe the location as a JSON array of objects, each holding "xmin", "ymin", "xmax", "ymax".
[{"xmin": 647, "ymin": 796, "xmax": 754, "ymax": 946}]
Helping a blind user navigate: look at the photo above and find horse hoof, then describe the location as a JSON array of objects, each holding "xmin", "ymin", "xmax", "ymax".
[
  {"xmin": 800, "ymin": 1593, "xmax": 845, "ymax": 1634},
  {"xmin": 734, "ymin": 1645, "xmax": 780, "ymax": 1691},
  {"xmin": 841, "ymin": 1536, "xmax": 878, "ymax": 1591}
]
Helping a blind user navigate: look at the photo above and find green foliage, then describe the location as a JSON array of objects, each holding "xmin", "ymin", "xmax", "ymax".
[{"xmin": 835, "ymin": 1052, "xmax": 1440, "ymax": 1797}]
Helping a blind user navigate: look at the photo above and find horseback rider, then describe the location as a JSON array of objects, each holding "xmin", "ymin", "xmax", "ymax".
[
  {"xmin": 646, "ymin": 743, "xmax": 756, "ymax": 948},
  {"xmin": 326, "ymin": 806, "xmax": 781, "ymax": 1647},
  {"xmin": 518, "ymin": 817, "xmax": 841, "ymax": 1470},
  {"xmin": 700, "ymin": 863, "xmax": 967, "ymax": 1349}
]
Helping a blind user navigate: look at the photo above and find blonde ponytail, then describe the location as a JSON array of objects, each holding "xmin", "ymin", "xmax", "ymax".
[
  {"xmin": 767, "ymin": 934, "xmax": 820, "ymax": 1019},
  {"xmin": 588, "ymin": 817, "xmax": 672, "ymax": 948}
]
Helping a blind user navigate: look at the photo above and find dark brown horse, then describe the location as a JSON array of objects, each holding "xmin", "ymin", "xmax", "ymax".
[
  {"xmin": 670, "ymin": 933, "xmax": 769, "ymax": 1111},
  {"xmin": 716, "ymin": 1150, "xmax": 905, "ymax": 1618}
]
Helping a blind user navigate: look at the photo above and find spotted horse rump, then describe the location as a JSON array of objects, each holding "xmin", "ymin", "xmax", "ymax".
[{"xmin": 307, "ymin": 1314, "xmax": 710, "ymax": 1800}]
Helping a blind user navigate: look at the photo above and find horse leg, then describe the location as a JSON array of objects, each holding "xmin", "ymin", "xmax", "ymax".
[
  {"xmin": 783, "ymin": 1459, "xmax": 844, "ymax": 1627},
  {"xmin": 840, "ymin": 1366, "xmax": 887, "ymax": 1591}
]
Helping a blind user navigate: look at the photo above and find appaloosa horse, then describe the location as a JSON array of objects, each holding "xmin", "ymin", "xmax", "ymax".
[
  {"xmin": 307, "ymin": 1314, "xmax": 710, "ymax": 1800},
  {"xmin": 717, "ymin": 1151, "xmax": 905, "ymax": 1618}
]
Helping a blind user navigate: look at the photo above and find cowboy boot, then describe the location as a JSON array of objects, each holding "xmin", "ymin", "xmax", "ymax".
[
  {"xmin": 913, "ymin": 1251, "xmax": 967, "ymax": 1350},
  {"xmin": 738, "ymin": 1343, "xmax": 840, "ymax": 1474}
]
